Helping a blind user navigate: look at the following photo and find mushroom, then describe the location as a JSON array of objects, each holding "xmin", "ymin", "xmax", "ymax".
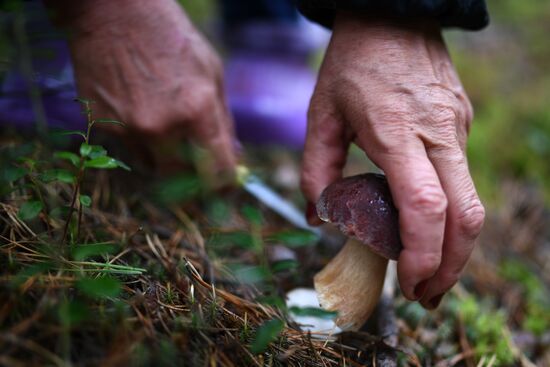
[{"xmin": 314, "ymin": 173, "xmax": 402, "ymax": 331}]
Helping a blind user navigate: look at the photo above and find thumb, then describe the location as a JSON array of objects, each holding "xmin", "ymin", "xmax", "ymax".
[
  {"xmin": 189, "ymin": 95, "xmax": 238, "ymax": 177},
  {"xmin": 301, "ymin": 105, "xmax": 349, "ymax": 224}
]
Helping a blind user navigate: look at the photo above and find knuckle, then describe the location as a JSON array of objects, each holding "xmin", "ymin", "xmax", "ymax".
[
  {"xmin": 457, "ymin": 199, "xmax": 486, "ymax": 239},
  {"xmin": 133, "ymin": 121, "xmax": 155, "ymax": 135},
  {"xmin": 436, "ymin": 271, "xmax": 461, "ymax": 292},
  {"xmin": 427, "ymin": 88, "xmax": 464, "ymax": 126},
  {"xmin": 131, "ymin": 115, "xmax": 170, "ymax": 137},
  {"xmin": 429, "ymin": 146, "xmax": 465, "ymax": 165},
  {"xmin": 307, "ymin": 94, "xmax": 332, "ymax": 124},
  {"xmin": 136, "ymin": 124, "xmax": 168, "ymax": 137},
  {"xmin": 407, "ymin": 184, "xmax": 448, "ymax": 219},
  {"xmin": 463, "ymin": 98, "xmax": 474, "ymax": 125},
  {"xmin": 187, "ymin": 86, "xmax": 217, "ymax": 119},
  {"xmin": 431, "ymin": 103, "xmax": 459, "ymax": 130},
  {"xmin": 206, "ymin": 124, "xmax": 223, "ymax": 141},
  {"xmin": 417, "ymin": 251, "xmax": 442, "ymax": 277}
]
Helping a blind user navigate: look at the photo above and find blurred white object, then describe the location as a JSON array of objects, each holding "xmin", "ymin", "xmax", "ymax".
[
  {"xmin": 286, "ymin": 288, "xmax": 341, "ymax": 336},
  {"xmin": 237, "ymin": 165, "xmax": 322, "ymax": 237}
]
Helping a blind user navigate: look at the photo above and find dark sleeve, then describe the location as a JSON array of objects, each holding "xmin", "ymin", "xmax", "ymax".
[{"xmin": 295, "ymin": 0, "xmax": 489, "ymax": 30}]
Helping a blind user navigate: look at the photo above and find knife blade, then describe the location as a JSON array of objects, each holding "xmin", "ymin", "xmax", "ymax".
[{"xmin": 237, "ymin": 165, "xmax": 322, "ymax": 237}]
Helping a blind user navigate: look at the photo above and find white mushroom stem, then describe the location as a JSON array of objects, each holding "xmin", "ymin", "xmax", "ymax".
[{"xmin": 314, "ymin": 237, "xmax": 388, "ymax": 331}]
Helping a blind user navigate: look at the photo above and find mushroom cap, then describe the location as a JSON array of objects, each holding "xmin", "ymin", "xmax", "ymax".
[{"xmin": 316, "ymin": 173, "xmax": 402, "ymax": 260}]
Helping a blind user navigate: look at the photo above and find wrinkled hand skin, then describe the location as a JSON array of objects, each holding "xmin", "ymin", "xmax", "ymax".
[
  {"xmin": 53, "ymin": 0, "xmax": 236, "ymax": 173},
  {"xmin": 301, "ymin": 12, "xmax": 485, "ymax": 308}
]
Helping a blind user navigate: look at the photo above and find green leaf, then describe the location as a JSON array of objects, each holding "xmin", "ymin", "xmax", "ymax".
[
  {"xmin": 84, "ymin": 156, "xmax": 118, "ymax": 169},
  {"xmin": 271, "ymin": 259, "xmax": 298, "ymax": 273},
  {"xmin": 256, "ymin": 295, "xmax": 286, "ymax": 309},
  {"xmin": 114, "ymin": 159, "xmax": 131, "ymax": 171},
  {"xmin": 80, "ymin": 143, "xmax": 92, "ymax": 157},
  {"xmin": 40, "ymin": 169, "xmax": 75, "ymax": 184},
  {"xmin": 250, "ymin": 319, "xmax": 284, "ymax": 354},
  {"xmin": 71, "ymin": 242, "xmax": 118, "ymax": 261},
  {"xmin": 94, "ymin": 118, "xmax": 126, "ymax": 127},
  {"xmin": 153, "ymin": 174, "xmax": 200, "ymax": 204},
  {"xmin": 241, "ymin": 205, "xmax": 263, "ymax": 225},
  {"xmin": 53, "ymin": 130, "xmax": 86, "ymax": 140},
  {"xmin": 55, "ymin": 169, "xmax": 76, "ymax": 184},
  {"xmin": 0, "ymin": 185, "xmax": 16, "ymax": 197},
  {"xmin": 79, "ymin": 195, "xmax": 92, "ymax": 207},
  {"xmin": 207, "ymin": 199, "xmax": 230, "ymax": 225},
  {"xmin": 74, "ymin": 97, "xmax": 94, "ymax": 105},
  {"xmin": 17, "ymin": 157, "xmax": 36, "ymax": 169},
  {"xmin": 268, "ymin": 229, "xmax": 318, "ymax": 248},
  {"xmin": 50, "ymin": 206, "xmax": 70, "ymax": 219},
  {"xmin": 18, "ymin": 200, "xmax": 43, "ymax": 220},
  {"xmin": 289, "ymin": 306, "xmax": 338, "ymax": 320},
  {"xmin": 208, "ymin": 231, "xmax": 255, "ymax": 249},
  {"xmin": 70, "ymin": 264, "xmax": 145, "ymax": 275},
  {"xmin": 59, "ymin": 300, "xmax": 89, "ymax": 326},
  {"xmin": 76, "ymin": 276, "xmax": 121, "ymax": 299},
  {"xmin": 54, "ymin": 151, "xmax": 80, "ymax": 167},
  {"xmin": 2, "ymin": 166, "xmax": 27, "ymax": 182},
  {"xmin": 89, "ymin": 145, "xmax": 107, "ymax": 159},
  {"xmin": 228, "ymin": 264, "xmax": 269, "ymax": 284}
]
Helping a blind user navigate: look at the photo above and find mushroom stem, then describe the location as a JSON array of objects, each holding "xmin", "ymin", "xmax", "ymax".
[{"xmin": 314, "ymin": 237, "xmax": 388, "ymax": 331}]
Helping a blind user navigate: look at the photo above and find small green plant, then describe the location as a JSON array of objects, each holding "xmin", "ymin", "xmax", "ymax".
[
  {"xmin": 249, "ymin": 318, "xmax": 285, "ymax": 354},
  {"xmin": 4, "ymin": 98, "xmax": 130, "ymax": 246},
  {"xmin": 499, "ymin": 259, "xmax": 550, "ymax": 336},
  {"xmin": 1, "ymin": 98, "xmax": 142, "ymax": 325},
  {"xmin": 55, "ymin": 98, "xmax": 130, "ymax": 244},
  {"xmin": 451, "ymin": 296, "xmax": 515, "ymax": 365}
]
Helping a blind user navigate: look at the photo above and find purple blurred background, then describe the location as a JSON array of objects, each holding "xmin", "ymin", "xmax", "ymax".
[{"xmin": 0, "ymin": 1, "xmax": 329, "ymax": 149}]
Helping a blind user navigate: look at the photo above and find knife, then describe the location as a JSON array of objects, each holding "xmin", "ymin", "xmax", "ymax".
[{"xmin": 236, "ymin": 165, "xmax": 323, "ymax": 237}]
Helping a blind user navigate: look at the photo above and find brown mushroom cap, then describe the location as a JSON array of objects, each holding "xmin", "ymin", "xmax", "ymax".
[{"xmin": 316, "ymin": 173, "xmax": 402, "ymax": 260}]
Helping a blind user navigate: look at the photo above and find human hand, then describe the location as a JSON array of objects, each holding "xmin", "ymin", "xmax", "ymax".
[
  {"xmin": 301, "ymin": 13, "xmax": 485, "ymax": 308},
  {"xmin": 55, "ymin": 0, "xmax": 236, "ymax": 173}
]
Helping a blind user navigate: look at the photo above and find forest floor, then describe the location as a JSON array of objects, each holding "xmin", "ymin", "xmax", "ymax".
[{"xmin": 1, "ymin": 127, "xmax": 549, "ymax": 367}]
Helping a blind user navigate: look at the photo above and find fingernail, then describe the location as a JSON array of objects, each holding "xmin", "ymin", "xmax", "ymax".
[
  {"xmin": 427, "ymin": 293, "xmax": 445, "ymax": 309},
  {"xmin": 305, "ymin": 202, "xmax": 322, "ymax": 225},
  {"xmin": 413, "ymin": 280, "xmax": 429, "ymax": 300}
]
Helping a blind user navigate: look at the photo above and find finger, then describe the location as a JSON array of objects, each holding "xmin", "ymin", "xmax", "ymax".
[
  {"xmin": 125, "ymin": 108, "xmax": 192, "ymax": 174},
  {"xmin": 300, "ymin": 104, "xmax": 349, "ymax": 223},
  {"xmin": 190, "ymin": 95, "xmax": 238, "ymax": 175},
  {"xmin": 359, "ymin": 137, "xmax": 447, "ymax": 300},
  {"xmin": 419, "ymin": 144, "xmax": 485, "ymax": 309}
]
